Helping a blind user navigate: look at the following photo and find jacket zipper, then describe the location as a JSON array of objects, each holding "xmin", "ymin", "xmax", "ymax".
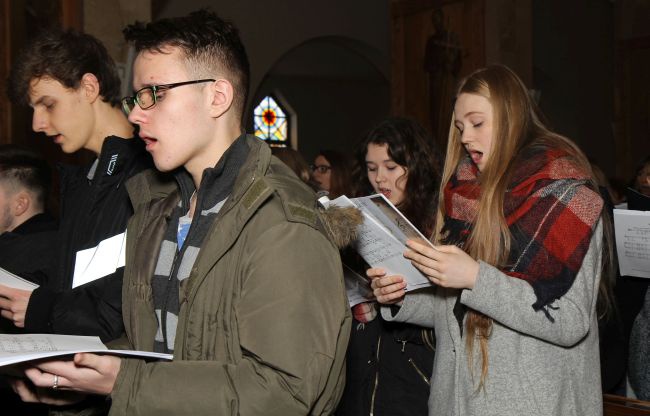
[
  {"xmin": 369, "ymin": 335, "xmax": 382, "ymax": 416},
  {"xmin": 408, "ymin": 358, "xmax": 431, "ymax": 386},
  {"xmin": 178, "ymin": 174, "xmax": 257, "ymax": 355},
  {"xmin": 164, "ymin": 188, "xmax": 201, "ymax": 354}
]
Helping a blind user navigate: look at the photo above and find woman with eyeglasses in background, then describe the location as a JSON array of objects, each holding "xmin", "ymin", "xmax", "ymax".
[{"xmin": 311, "ymin": 149, "xmax": 353, "ymax": 199}]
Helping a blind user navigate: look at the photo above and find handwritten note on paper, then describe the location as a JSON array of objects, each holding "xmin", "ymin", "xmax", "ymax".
[{"xmin": 614, "ymin": 209, "xmax": 650, "ymax": 278}]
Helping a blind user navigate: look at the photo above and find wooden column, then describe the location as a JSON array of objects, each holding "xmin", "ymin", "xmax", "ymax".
[{"xmin": 390, "ymin": 0, "xmax": 486, "ymax": 151}]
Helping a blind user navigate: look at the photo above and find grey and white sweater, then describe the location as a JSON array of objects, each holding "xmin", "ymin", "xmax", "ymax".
[{"xmin": 382, "ymin": 221, "xmax": 603, "ymax": 416}]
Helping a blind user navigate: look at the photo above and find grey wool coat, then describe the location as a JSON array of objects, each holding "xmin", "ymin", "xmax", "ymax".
[{"xmin": 382, "ymin": 221, "xmax": 603, "ymax": 416}]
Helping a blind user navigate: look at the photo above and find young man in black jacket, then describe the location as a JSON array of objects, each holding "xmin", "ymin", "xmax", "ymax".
[
  {"xmin": 0, "ymin": 146, "xmax": 57, "ymax": 277},
  {"xmin": 0, "ymin": 29, "xmax": 150, "ymax": 342}
]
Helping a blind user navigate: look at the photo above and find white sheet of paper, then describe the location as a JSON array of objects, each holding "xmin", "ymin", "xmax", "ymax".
[
  {"xmin": 0, "ymin": 334, "xmax": 172, "ymax": 367},
  {"xmin": 614, "ymin": 209, "xmax": 650, "ymax": 278},
  {"xmin": 343, "ymin": 264, "xmax": 374, "ymax": 307},
  {"xmin": 0, "ymin": 267, "xmax": 38, "ymax": 291},
  {"xmin": 328, "ymin": 194, "xmax": 433, "ymax": 291},
  {"xmin": 72, "ymin": 231, "xmax": 127, "ymax": 288}
]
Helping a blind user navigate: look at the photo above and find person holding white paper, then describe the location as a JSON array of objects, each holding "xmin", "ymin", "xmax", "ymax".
[
  {"xmin": 370, "ymin": 65, "xmax": 613, "ymax": 415},
  {"xmin": 337, "ymin": 117, "xmax": 441, "ymax": 416},
  {"xmin": 0, "ymin": 29, "xmax": 150, "ymax": 341},
  {"xmin": 10, "ymin": 11, "xmax": 350, "ymax": 415}
]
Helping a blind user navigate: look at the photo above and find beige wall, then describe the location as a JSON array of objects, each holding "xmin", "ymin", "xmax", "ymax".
[{"xmin": 83, "ymin": 0, "xmax": 150, "ymax": 93}]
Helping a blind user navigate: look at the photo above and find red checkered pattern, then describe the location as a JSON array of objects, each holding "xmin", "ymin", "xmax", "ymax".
[{"xmin": 442, "ymin": 147, "xmax": 603, "ymax": 314}]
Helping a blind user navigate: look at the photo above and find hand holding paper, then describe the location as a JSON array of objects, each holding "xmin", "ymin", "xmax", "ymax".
[
  {"xmin": 328, "ymin": 193, "xmax": 435, "ymax": 291},
  {"xmin": 0, "ymin": 285, "xmax": 32, "ymax": 328},
  {"xmin": 368, "ymin": 267, "xmax": 407, "ymax": 305},
  {"xmin": 404, "ymin": 241, "xmax": 479, "ymax": 289},
  {"xmin": 24, "ymin": 352, "xmax": 121, "ymax": 395},
  {"xmin": 11, "ymin": 378, "xmax": 87, "ymax": 406}
]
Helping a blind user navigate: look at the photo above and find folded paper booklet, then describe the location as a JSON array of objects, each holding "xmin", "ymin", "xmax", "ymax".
[
  {"xmin": 323, "ymin": 193, "xmax": 434, "ymax": 291},
  {"xmin": 614, "ymin": 209, "xmax": 650, "ymax": 278},
  {"xmin": 0, "ymin": 334, "xmax": 173, "ymax": 367},
  {"xmin": 343, "ymin": 263, "xmax": 374, "ymax": 307}
]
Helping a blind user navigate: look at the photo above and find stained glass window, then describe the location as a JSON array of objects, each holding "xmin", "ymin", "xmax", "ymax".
[{"xmin": 254, "ymin": 95, "xmax": 288, "ymax": 146}]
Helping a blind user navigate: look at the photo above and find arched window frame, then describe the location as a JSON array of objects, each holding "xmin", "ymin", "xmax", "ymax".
[{"xmin": 253, "ymin": 91, "xmax": 297, "ymax": 149}]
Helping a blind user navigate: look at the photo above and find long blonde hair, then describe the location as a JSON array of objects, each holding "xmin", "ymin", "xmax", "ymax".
[{"xmin": 433, "ymin": 65, "xmax": 612, "ymax": 389}]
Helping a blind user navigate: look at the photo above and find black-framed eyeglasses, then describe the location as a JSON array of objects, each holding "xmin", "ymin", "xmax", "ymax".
[
  {"xmin": 121, "ymin": 79, "xmax": 215, "ymax": 115},
  {"xmin": 310, "ymin": 164, "xmax": 332, "ymax": 174}
]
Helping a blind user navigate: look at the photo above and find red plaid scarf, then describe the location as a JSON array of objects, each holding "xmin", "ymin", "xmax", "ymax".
[{"xmin": 443, "ymin": 146, "xmax": 603, "ymax": 316}]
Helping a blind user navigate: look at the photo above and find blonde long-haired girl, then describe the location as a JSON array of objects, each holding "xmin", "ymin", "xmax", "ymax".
[{"xmin": 370, "ymin": 65, "xmax": 610, "ymax": 416}]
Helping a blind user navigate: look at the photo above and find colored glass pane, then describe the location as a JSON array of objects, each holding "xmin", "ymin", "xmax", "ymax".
[{"xmin": 253, "ymin": 95, "xmax": 288, "ymax": 145}]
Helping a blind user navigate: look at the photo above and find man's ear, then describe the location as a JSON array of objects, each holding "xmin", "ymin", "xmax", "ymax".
[
  {"xmin": 12, "ymin": 192, "xmax": 30, "ymax": 217},
  {"xmin": 208, "ymin": 79, "xmax": 234, "ymax": 118},
  {"xmin": 80, "ymin": 73, "xmax": 101, "ymax": 104}
]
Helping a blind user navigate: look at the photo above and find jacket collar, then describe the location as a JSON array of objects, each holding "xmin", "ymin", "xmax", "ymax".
[
  {"xmin": 126, "ymin": 135, "xmax": 272, "ymax": 212},
  {"xmin": 60, "ymin": 136, "xmax": 147, "ymax": 186},
  {"xmin": 92, "ymin": 136, "xmax": 145, "ymax": 180},
  {"xmin": 173, "ymin": 134, "xmax": 250, "ymax": 212},
  {"xmin": 9, "ymin": 212, "xmax": 57, "ymax": 235}
]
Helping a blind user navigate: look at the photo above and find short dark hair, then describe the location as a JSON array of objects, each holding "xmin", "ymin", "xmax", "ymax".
[
  {"xmin": 6, "ymin": 29, "xmax": 122, "ymax": 107},
  {"xmin": 0, "ymin": 145, "xmax": 52, "ymax": 210},
  {"xmin": 123, "ymin": 9, "xmax": 250, "ymax": 121}
]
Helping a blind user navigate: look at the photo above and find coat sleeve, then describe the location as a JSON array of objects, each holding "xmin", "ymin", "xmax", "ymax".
[
  {"xmin": 380, "ymin": 287, "xmax": 437, "ymax": 328},
  {"xmin": 109, "ymin": 221, "xmax": 350, "ymax": 416},
  {"xmin": 24, "ymin": 268, "xmax": 124, "ymax": 343},
  {"xmin": 460, "ymin": 221, "xmax": 603, "ymax": 347}
]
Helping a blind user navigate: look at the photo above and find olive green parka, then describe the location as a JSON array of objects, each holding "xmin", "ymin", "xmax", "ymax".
[{"xmin": 109, "ymin": 136, "xmax": 351, "ymax": 415}]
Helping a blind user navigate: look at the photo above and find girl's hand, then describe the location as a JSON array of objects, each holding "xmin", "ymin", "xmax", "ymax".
[
  {"xmin": 367, "ymin": 267, "xmax": 406, "ymax": 305},
  {"xmin": 404, "ymin": 241, "xmax": 479, "ymax": 289}
]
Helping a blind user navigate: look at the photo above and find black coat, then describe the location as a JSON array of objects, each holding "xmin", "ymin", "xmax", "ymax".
[
  {"xmin": 0, "ymin": 213, "xmax": 57, "ymax": 279},
  {"xmin": 336, "ymin": 313, "xmax": 435, "ymax": 416},
  {"xmin": 23, "ymin": 136, "xmax": 151, "ymax": 342}
]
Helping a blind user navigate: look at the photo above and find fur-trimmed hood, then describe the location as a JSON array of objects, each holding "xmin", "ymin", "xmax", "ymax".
[{"xmin": 319, "ymin": 205, "xmax": 362, "ymax": 250}]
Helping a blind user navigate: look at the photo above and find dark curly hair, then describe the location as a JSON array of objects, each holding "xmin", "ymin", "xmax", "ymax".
[
  {"xmin": 7, "ymin": 29, "xmax": 121, "ymax": 107},
  {"xmin": 123, "ymin": 9, "xmax": 250, "ymax": 121},
  {"xmin": 354, "ymin": 117, "xmax": 441, "ymax": 236}
]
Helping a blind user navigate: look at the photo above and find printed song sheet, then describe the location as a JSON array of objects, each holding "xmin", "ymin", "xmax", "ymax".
[
  {"xmin": 324, "ymin": 194, "xmax": 433, "ymax": 291},
  {"xmin": 614, "ymin": 209, "xmax": 650, "ymax": 278},
  {"xmin": 0, "ymin": 334, "xmax": 173, "ymax": 367}
]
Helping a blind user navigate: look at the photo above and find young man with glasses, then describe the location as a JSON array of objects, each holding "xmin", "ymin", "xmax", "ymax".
[
  {"xmin": 0, "ymin": 30, "xmax": 150, "ymax": 342},
  {"xmin": 13, "ymin": 10, "xmax": 351, "ymax": 415}
]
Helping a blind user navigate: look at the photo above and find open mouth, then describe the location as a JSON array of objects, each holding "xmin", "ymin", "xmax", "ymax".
[
  {"xmin": 469, "ymin": 150, "xmax": 483, "ymax": 165},
  {"xmin": 140, "ymin": 135, "xmax": 158, "ymax": 150},
  {"xmin": 379, "ymin": 188, "xmax": 392, "ymax": 198}
]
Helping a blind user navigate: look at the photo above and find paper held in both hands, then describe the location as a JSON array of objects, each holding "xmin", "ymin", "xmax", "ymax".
[
  {"xmin": 323, "ymin": 194, "xmax": 434, "ymax": 306},
  {"xmin": 0, "ymin": 334, "xmax": 172, "ymax": 368},
  {"xmin": 614, "ymin": 208, "xmax": 650, "ymax": 278}
]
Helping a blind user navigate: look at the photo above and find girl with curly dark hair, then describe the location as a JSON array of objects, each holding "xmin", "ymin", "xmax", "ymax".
[{"xmin": 337, "ymin": 117, "xmax": 441, "ymax": 416}]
